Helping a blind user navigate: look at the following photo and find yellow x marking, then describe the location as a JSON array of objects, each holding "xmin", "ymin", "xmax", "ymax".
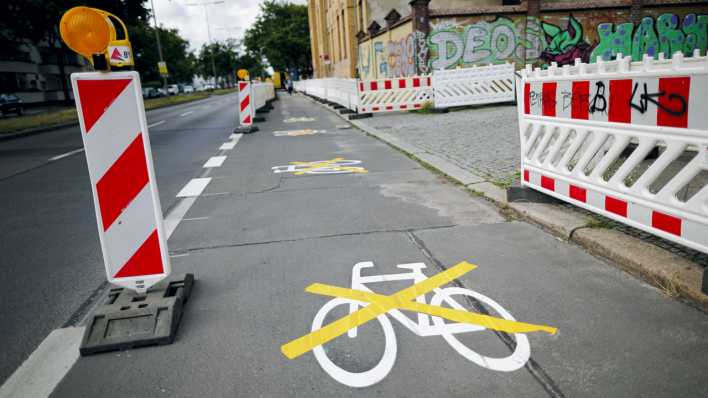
[
  {"xmin": 280, "ymin": 261, "xmax": 557, "ymax": 360},
  {"xmin": 289, "ymin": 157, "xmax": 367, "ymax": 175}
]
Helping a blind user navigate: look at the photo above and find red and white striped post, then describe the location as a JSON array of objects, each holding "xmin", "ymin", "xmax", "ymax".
[
  {"xmin": 239, "ymin": 80, "xmax": 254, "ymax": 126},
  {"xmin": 72, "ymin": 71, "xmax": 170, "ymax": 293}
]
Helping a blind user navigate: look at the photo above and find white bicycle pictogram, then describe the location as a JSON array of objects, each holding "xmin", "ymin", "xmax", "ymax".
[
  {"xmin": 311, "ymin": 262, "xmax": 531, "ymax": 388},
  {"xmin": 271, "ymin": 158, "xmax": 366, "ymax": 175}
]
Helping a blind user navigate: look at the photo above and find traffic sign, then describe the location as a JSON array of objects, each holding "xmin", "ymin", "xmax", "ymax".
[
  {"xmin": 158, "ymin": 61, "xmax": 168, "ymax": 76},
  {"xmin": 71, "ymin": 71, "xmax": 171, "ymax": 292}
]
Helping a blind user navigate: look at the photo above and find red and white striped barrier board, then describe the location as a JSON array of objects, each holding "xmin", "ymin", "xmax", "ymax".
[
  {"xmin": 518, "ymin": 53, "xmax": 708, "ymax": 254},
  {"xmin": 239, "ymin": 81, "xmax": 254, "ymax": 126},
  {"xmin": 358, "ymin": 76, "xmax": 433, "ymax": 114},
  {"xmin": 72, "ymin": 71, "xmax": 170, "ymax": 292}
]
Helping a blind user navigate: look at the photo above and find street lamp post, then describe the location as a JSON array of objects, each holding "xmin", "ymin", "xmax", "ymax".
[
  {"xmin": 150, "ymin": 0, "xmax": 168, "ymax": 89},
  {"xmin": 185, "ymin": 0, "xmax": 224, "ymax": 88}
]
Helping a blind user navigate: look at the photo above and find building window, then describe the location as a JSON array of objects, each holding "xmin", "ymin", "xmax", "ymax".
[{"xmin": 341, "ymin": 9, "xmax": 346, "ymax": 60}]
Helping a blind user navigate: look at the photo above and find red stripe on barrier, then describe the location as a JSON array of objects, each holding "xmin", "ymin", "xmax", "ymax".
[
  {"xmin": 427, "ymin": 77, "xmax": 431, "ymax": 86},
  {"xmin": 398, "ymin": 79, "xmax": 406, "ymax": 88},
  {"xmin": 384, "ymin": 80, "xmax": 392, "ymax": 90},
  {"xmin": 652, "ymin": 211, "xmax": 682, "ymax": 236},
  {"xmin": 359, "ymin": 82, "xmax": 364, "ymax": 91},
  {"xmin": 523, "ymin": 169, "xmax": 529, "ymax": 182},
  {"xmin": 657, "ymin": 76, "xmax": 689, "ymax": 128},
  {"xmin": 413, "ymin": 78, "xmax": 420, "ymax": 87},
  {"xmin": 240, "ymin": 95, "xmax": 250, "ymax": 112},
  {"xmin": 541, "ymin": 175, "xmax": 555, "ymax": 191},
  {"xmin": 243, "ymin": 115, "xmax": 251, "ymax": 124},
  {"xmin": 542, "ymin": 82, "xmax": 557, "ymax": 117},
  {"xmin": 373, "ymin": 106, "xmax": 380, "ymax": 111},
  {"xmin": 386, "ymin": 105, "xmax": 393, "ymax": 110},
  {"xmin": 605, "ymin": 196, "xmax": 628, "ymax": 217},
  {"xmin": 400, "ymin": 104, "xmax": 408, "ymax": 109},
  {"xmin": 414, "ymin": 104, "xmax": 422, "ymax": 108},
  {"xmin": 569, "ymin": 185, "xmax": 587, "ymax": 203},
  {"xmin": 114, "ymin": 230, "xmax": 164, "ymax": 278},
  {"xmin": 571, "ymin": 81, "xmax": 589, "ymax": 120},
  {"xmin": 77, "ymin": 78, "xmax": 132, "ymax": 133},
  {"xmin": 524, "ymin": 83, "xmax": 530, "ymax": 114},
  {"xmin": 370, "ymin": 81, "xmax": 378, "ymax": 91},
  {"xmin": 239, "ymin": 82, "xmax": 248, "ymax": 91},
  {"xmin": 609, "ymin": 79, "xmax": 632, "ymax": 123},
  {"xmin": 96, "ymin": 133, "xmax": 149, "ymax": 231}
]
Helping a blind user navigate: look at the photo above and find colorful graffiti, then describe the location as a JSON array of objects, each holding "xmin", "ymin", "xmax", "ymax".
[
  {"xmin": 357, "ymin": 11, "xmax": 708, "ymax": 78},
  {"xmin": 540, "ymin": 15, "xmax": 594, "ymax": 65},
  {"xmin": 427, "ymin": 17, "xmax": 545, "ymax": 69},
  {"xmin": 357, "ymin": 31, "xmax": 428, "ymax": 79},
  {"xmin": 591, "ymin": 13, "xmax": 708, "ymax": 61}
]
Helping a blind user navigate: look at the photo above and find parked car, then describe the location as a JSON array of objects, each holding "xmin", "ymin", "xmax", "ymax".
[
  {"xmin": 183, "ymin": 85, "xmax": 194, "ymax": 94},
  {"xmin": 167, "ymin": 84, "xmax": 179, "ymax": 96},
  {"xmin": 156, "ymin": 88, "xmax": 168, "ymax": 97},
  {"xmin": 0, "ymin": 93, "xmax": 23, "ymax": 116}
]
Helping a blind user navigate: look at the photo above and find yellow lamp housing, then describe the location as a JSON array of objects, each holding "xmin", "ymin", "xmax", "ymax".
[
  {"xmin": 237, "ymin": 69, "xmax": 249, "ymax": 80},
  {"xmin": 60, "ymin": 6, "xmax": 134, "ymax": 69}
]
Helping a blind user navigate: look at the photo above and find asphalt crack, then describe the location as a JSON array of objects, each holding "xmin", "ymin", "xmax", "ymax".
[{"xmin": 406, "ymin": 231, "xmax": 566, "ymax": 398}]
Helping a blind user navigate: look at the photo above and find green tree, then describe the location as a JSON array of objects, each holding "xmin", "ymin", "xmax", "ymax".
[
  {"xmin": 197, "ymin": 39, "xmax": 266, "ymax": 86},
  {"xmin": 131, "ymin": 25, "xmax": 197, "ymax": 86},
  {"xmin": 243, "ymin": 1, "xmax": 311, "ymax": 77}
]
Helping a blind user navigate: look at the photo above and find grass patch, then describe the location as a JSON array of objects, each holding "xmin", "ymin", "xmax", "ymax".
[
  {"xmin": 655, "ymin": 272, "xmax": 681, "ymax": 297},
  {"xmin": 585, "ymin": 216, "xmax": 613, "ymax": 229},
  {"xmin": 412, "ymin": 100, "xmax": 435, "ymax": 114},
  {"xmin": 494, "ymin": 171, "xmax": 521, "ymax": 189},
  {"xmin": 1, "ymin": 89, "xmax": 236, "ymax": 135}
]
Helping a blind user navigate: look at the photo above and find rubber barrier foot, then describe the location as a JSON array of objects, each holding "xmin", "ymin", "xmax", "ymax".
[
  {"xmin": 79, "ymin": 273, "xmax": 194, "ymax": 356},
  {"xmin": 506, "ymin": 183, "xmax": 562, "ymax": 204},
  {"xmin": 348, "ymin": 113, "xmax": 373, "ymax": 120},
  {"xmin": 235, "ymin": 125, "xmax": 259, "ymax": 134}
]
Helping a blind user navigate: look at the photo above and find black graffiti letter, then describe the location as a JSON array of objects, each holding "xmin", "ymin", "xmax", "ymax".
[{"xmin": 590, "ymin": 82, "xmax": 606, "ymax": 114}]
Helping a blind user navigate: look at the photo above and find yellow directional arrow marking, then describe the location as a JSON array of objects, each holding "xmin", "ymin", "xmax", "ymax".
[{"xmin": 280, "ymin": 261, "xmax": 557, "ymax": 360}]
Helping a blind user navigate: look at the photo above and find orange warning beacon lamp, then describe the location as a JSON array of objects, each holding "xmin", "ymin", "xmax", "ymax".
[{"xmin": 59, "ymin": 6, "xmax": 134, "ymax": 70}]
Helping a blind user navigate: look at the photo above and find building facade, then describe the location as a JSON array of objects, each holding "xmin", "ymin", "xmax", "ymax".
[
  {"xmin": 0, "ymin": 40, "xmax": 89, "ymax": 104},
  {"xmin": 307, "ymin": 0, "xmax": 708, "ymax": 80}
]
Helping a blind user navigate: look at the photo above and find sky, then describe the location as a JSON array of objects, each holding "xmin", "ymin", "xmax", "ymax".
[{"xmin": 152, "ymin": 0, "xmax": 307, "ymax": 53}]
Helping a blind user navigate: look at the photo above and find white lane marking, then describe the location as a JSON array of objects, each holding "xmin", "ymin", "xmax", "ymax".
[
  {"xmin": 220, "ymin": 141, "xmax": 236, "ymax": 150},
  {"xmin": 229, "ymin": 133, "xmax": 243, "ymax": 143},
  {"xmin": 183, "ymin": 216, "xmax": 209, "ymax": 221},
  {"xmin": 176, "ymin": 177, "xmax": 212, "ymax": 198},
  {"xmin": 170, "ymin": 253, "xmax": 190, "ymax": 258},
  {"xmin": 0, "ymin": 327, "xmax": 84, "ymax": 398},
  {"xmin": 180, "ymin": 111, "xmax": 193, "ymax": 117},
  {"xmin": 201, "ymin": 192, "xmax": 229, "ymax": 197},
  {"xmin": 1, "ymin": 117, "xmax": 245, "ymax": 398},
  {"xmin": 203, "ymin": 156, "xmax": 226, "ymax": 168},
  {"xmin": 148, "ymin": 120, "xmax": 165, "ymax": 128},
  {"xmin": 48, "ymin": 148, "xmax": 84, "ymax": 162}
]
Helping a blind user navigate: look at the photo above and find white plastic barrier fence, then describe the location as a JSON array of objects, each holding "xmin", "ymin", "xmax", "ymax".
[
  {"xmin": 433, "ymin": 63, "xmax": 515, "ymax": 108},
  {"xmin": 358, "ymin": 76, "xmax": 434, "ymax": 114},
  {"xmin": 252, "ymin": 81, "xmax": 275, "ymax": 110},
  {"xmin": 324, "ymin": 78, "xmax": 359, "ymax": 111},
  {"xmin": 518, "ymin": 52, "xmax": 708, "ymax": 254}
]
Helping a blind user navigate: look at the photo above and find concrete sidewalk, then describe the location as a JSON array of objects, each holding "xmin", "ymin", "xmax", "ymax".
[{"xmin": 327, "ymin": 102, "xmax": 708, "ymax": 311}]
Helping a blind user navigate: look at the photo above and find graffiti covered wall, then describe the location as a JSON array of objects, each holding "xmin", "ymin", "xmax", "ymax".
[
  {"xmin": 358, "ymin": 22, "xmax": 429, "ymax": 80},
  {"xmin": 356, "ymin": 6, "xmax": 708, "ymax": 79}
]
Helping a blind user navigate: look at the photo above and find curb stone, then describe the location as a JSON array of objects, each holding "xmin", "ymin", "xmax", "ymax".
[{"xmin": 302, "ymin": 94, "xmax": 708, "ymax": 311}]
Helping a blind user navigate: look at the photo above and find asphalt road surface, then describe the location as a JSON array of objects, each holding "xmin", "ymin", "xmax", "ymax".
[
  {"xmin": 3, "ymin": 93, "xmax": 708, "ymax": 397},
  {"xmin": 0, "ymin": 93, "xmax": 239, "ymax": 385}
]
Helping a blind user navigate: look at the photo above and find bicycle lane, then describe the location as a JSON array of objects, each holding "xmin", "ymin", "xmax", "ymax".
[{"xmin": 50, "ymin": 94, "xmax": 708, "ymax": 397}]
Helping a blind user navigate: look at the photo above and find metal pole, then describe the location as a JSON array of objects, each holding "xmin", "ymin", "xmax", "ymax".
[
  {"xmin": 150, "ymin": 0, "xmax": 168, "ymax": 89},
  {"xmin": 203, "ymin": 4, "xmax": 218, "ymax": 88}
]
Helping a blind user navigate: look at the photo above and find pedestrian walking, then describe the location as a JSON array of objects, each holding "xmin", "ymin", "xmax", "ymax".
[{"xmin": 287, "ymin": 78, "xmax": 293, "ymax": 95}]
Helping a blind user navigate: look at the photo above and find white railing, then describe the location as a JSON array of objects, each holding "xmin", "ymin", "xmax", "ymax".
[
  {"xmin": 518, "ymin": 51, "xmax": 708, "ymax": 254},
  {"xmin": 252, "ymin": 82, "xmax": 275, "ymax": 110},
  {"xmin": 295, "ymin": 63, "xmax": 515, "ymax": 114},
  {"xmin": 294, "ymin": 78, "xmax": 358, "ymax": 112},
  {"xmin": 433, "ymin": 63, "xmax": 515, "ymax": 108}
]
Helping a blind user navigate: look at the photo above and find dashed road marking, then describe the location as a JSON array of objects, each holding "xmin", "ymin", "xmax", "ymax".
[
  {"xmin": 176, "ymin": 178, "xmax": 212, "ymax": 197},
  {"xmin": 203, "ymin": 156, "xmax": 227, "ymax": 168},
  {"xmin": 220, "ymin": 141, "xmax": 236, "ymax": 150},
  {"xmin": 180, "ymin": 111, "xmax": 193, "ymax": 117},
  {"xmin": 148, "ymin": 120, "xmax": 165, "ymax": 128},
  {"xmin": 48, "ymin": 148, "xmax": 84, "ymax": 162}
]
